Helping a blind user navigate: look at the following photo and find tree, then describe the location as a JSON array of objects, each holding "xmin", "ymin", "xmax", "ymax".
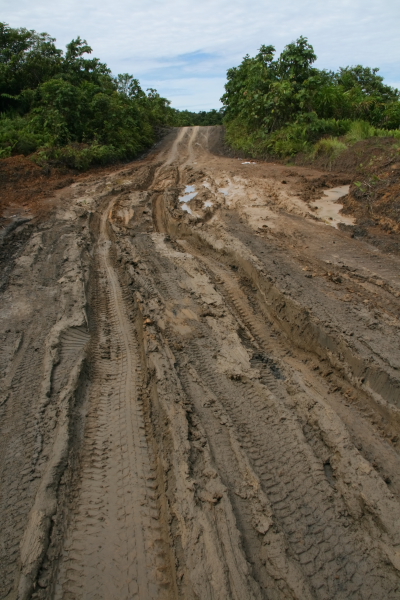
[
  {"xmin": 277, "ymin": 36, "xmax": 316, "ymax": 83},
  {"xmin": 0, "ymin": 23, "xmax": 175, "ymax": 166},
  {"xmin": 221, "ymin": 36, "xmax": 400, "ymax": 158},
  {"xmin": 0, "ymin": 22, "xmax": 62, "ymax": 111},
  {"xmin": 114, "ymin": 74, "xmax": 144, "ymax": 99}
]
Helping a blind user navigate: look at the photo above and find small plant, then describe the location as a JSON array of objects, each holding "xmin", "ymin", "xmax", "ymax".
[
  {"xmin": 312, "ymin": 137, "xmax": 347, "ymax": 169},
  {"xmin": 313, "ymin": 137, "xmax": 347, "ymax": 158},
  {"xmin": 374, "ymin": 128, "xmax": 400, "ymax": 139},
  {"xmin": 353, "ymin": 175, "xmax": 381, "ymax": 215},
  {"xmin": 345, "ymin": 120, "xmax": 376, "ymax": 143}
]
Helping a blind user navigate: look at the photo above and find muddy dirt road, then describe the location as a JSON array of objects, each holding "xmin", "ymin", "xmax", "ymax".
[{"xmin": 1, "ymin": 126, "xmax": 400, "ymax": 599}]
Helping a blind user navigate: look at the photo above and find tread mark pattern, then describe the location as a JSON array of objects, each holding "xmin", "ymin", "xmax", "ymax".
[
  {"xmin": 133, "ymin": 235, "xmax": 400, "ymax": 600},
  {"xmin": 54, "ymin": 204, "xmax": 174, "ymax": 600}
]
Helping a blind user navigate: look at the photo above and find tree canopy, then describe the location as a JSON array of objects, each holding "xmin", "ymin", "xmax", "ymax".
[
  {"xmin": 0, "ymin": 23, "xmax": 221, "ymax": 168},
  {"xmin": 221, "ymin": 37, "xmax": 400, "ymax": 156}
]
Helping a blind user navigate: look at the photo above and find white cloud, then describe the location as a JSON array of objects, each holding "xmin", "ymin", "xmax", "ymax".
[
  {"xmin": 141, "ymin": 76, "xmax": 227, "ymax": 110},
  {"xmin": 1, "ymin": 0, "xmax": 399, "ymax": 110}
]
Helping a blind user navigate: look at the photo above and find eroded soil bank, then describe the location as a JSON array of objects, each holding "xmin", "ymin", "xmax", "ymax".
[{"xmin": 1, "ymin": 126, "xmax": 400, "ymax": 599}]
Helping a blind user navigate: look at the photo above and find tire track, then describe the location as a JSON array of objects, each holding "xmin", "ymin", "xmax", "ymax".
[
  {"xmin": 0, "ymin": 338, "xmax": 46, "ymax": 599},
  {"xmin": 130, "ymin": 228, "xmax": 400, "ymax": 599},
  {"xmin": 2, "ymin": 125, "xmax": 400, "ymax": 599},
  {"xmin": 0, "ymin": 229, "xmax": 88, "ymax": 600},
  {"xmin": 54, "ymin": 199, "xmax": 176, "ymax": 600},
  {"xmin": 184, "ymin": 334, "xmax": 399, "ymax": 599}
]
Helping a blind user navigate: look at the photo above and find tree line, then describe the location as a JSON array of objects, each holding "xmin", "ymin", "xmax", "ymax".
[
  {"xmin": 220, "ymin": 36, "xmax": 400, "ymax": 157},
  {"xmin": 0, "ymin": 23, "xmax": 222, "ymax": 169},
  {"xmin": 2, "ymin": 25, "xmax": 398, "ymax": 168}
]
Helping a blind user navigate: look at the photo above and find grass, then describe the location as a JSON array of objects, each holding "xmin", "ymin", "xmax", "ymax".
[
  {"xmin": 312, "ymin": 137, "xmax": 348, "ymax": 169},
  {"xmin": 345, "ymin": 120, "xmax": 400, "ymax": 144},
  {"xmin": 345, "ymin": 121, "xmax": 376, "ymax": 143},
  {"xmin": 225, "ymin": 115, "xmax": 400, "ymax": 163}
]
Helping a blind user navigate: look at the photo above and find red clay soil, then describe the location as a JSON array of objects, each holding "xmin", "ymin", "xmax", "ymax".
[
  {"xmin": 0, "ymin": 155, "xmax": 134, "ymax": 224},
  {"xmin": 0, "ymin": 155, "xmax": 76, "ymax": 222}
]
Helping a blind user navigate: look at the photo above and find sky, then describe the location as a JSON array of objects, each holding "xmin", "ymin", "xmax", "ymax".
[{"xmin": 1, "ymin": 0, "xmax": 399, "ymax": 111}]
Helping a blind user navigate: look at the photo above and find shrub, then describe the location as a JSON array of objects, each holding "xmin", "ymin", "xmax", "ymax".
[
  {"xmin": 313, "ymin": 137, "xmax": 348, "ymax": 159},
  {"xmin": 374, "ymin": 128, "xmax": 400, "ymax": 139},
  {"xmin": 345, "ymin": 120, "xmax": 376, "ymax": 143},
  {"xmin": 221, "ymin": 37, "xmax": 400, "ymax": 158},
  {"xmin": 34, "ymin": 143, "xmax": 122, "ymax": 170},
  {"xmin": 0, "ymin": 114, "xmax": 49, "ymax": 155}
]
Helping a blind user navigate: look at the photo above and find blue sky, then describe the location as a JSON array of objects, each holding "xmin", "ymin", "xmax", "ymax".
[{"xmin": 1, "ymin": 0, "xmax": 399, "ymax": 110}]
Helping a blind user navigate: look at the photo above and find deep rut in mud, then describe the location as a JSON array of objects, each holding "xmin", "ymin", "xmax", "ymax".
[
  {"xmin": 1, "ymin": 126, "xmax": 400, "ymax": 599},
  {"xmin": 53, "ymin": 200, "xmax": 176, "ymax": 599}
]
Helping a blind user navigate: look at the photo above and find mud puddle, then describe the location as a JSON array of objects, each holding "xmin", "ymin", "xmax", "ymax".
[
  {"xmin": 310, "ymin": 184, "xmax": 353, "ymax": 228},
  {"xmin": 179, "ymin": 185, "xmax": 198, "ymax": 203},
  {"xmin": 179, "ymin": 184, "xmax": 198, "ymax": 215}
]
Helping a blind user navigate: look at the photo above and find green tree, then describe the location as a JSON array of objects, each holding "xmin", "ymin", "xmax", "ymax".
[
  {"xmin": 0, "ymin": 23, "xmax": 177, "ymax": 167},
  {"xmin": 0, "ymin": 23, "xmax": 62, "ymax": 112},
  {"xmin": 221, "ymin": 36, "xmax": 400, "ymax": 157}
]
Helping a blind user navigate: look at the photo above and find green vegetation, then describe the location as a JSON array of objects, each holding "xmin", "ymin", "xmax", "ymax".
[
  {"xmin": 0, "ymin": 23, "xmax": 172, "ymax": 168},
  {"xmin": 221, "ymin": 37, "xmax": 400, "ymax": 158},
  {"xmin": 170, "ymin": 108, "xmax": 223, "ymax": 126},
  {"xmin": 5, "ymin": 24, "xmax": 396, "ymax": 168},
  {"xmin": 0, "ymin": 23, "xmax": 221, "ymax": 169}
]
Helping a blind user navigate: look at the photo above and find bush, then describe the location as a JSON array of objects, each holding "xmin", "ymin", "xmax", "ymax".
[
  {"xmin": 374, "ymin": 128, "xmax": 400, "ymax": 140},
  {"xmin": 221, "ymin": 37, "xmax": 400, "ymax": 158},
  {"xmin": 0, "ymin": 114, "xmax": 49, "ymax": 156},
  {"xmin": 313, "ymin": 137, "xmax": 348, "ymax": 159},
  {"xmin": 0, "ymin": 23, "xmax": 177, "ymax": 169},
  {"xmin": 34, "ymin": 143, "xmax": 122, "ymax": 170},
  {"xmin": 345, "ymin": 120, "xmax": 376, "ymax": 143}
]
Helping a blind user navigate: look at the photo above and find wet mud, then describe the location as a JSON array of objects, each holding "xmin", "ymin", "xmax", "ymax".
[{"xmin": 1, "ymin": 126, "xmax": 400, "ymax": 599}]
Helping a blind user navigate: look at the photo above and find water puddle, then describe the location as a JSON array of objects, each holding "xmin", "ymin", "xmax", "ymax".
[
  {"xmin": 310, "ymin": 185, "xmax": 354, "ymax": 228},
  {"xmin": 179, "ymin": 185, "xmax": 198, "ymax": 215},
  {"xmin": 179, "ymin": 186, "xmax": 198, "ymax": 206},
  {"xmin": 181, "ymin": 191, "xmax": 197, "ymax": 202},
  {"xmin": 181, "ymin": 203, "xmax": 193, "ymax": 214},
  {"xmin": 323, "ymin": 185, "xmax": 350, "ymax": 203}
]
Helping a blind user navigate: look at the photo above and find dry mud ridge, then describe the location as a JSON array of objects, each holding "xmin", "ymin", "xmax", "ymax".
[{"xmin": 1, "ymin": 126, "xmax": 400, "ymax": 600}]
